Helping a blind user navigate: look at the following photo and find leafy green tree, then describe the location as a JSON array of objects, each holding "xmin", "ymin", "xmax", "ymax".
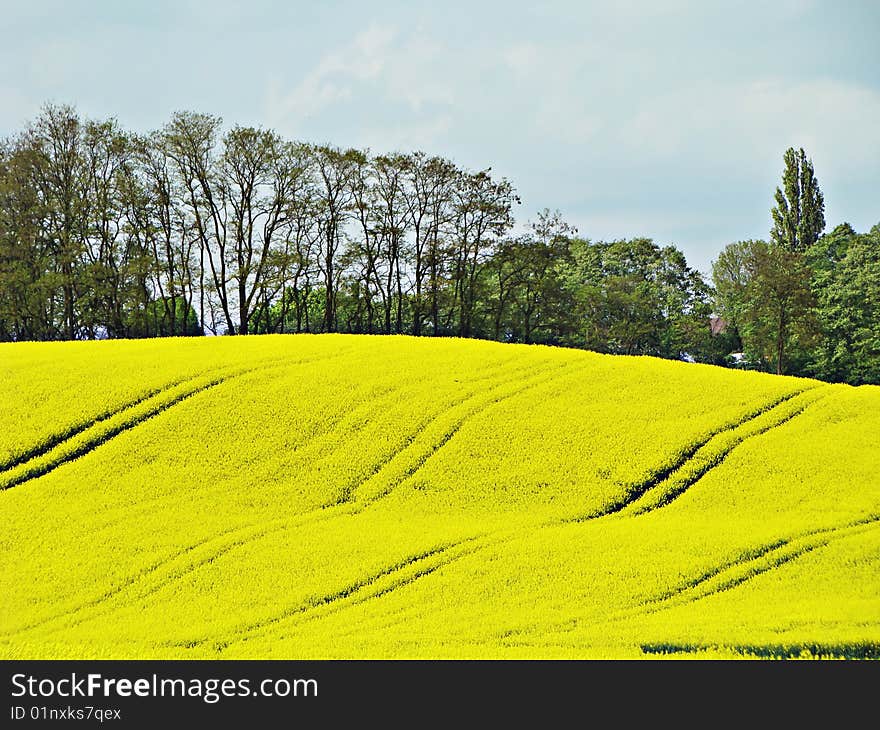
[
  {"xmin": 401, "ymin": 153, "xmax": 457, "ymax": 337},
  {"xmin": 771, "ymin": 147, "xmax": 825, "ymax": 253},
  {"xmin": 712, "ymin": 239, "xmax": 816, "ymax": 374},
  {"xmin": 0, "ymin": 139, "xmax": 56, "ymax": 340},
  {"xmin": 449, "ymin": 170, "xmax": 518, "ymax": 338},
  {"xmin": 807, "ymin": 223, "xmax": 880, "ymax": 384},
  {"xmin": 562, "ymin": 237, "xmax": 712, "ymax": 359},
  {"xmin": 27, "ymin": 104, "xmax": 90, "ymax": 339},
  {"xmin": 127, "ymin": 296, "xmax": 202, "ymax": 337},
  {"xmin": 78, "ymin": 118, "xmax": 134, "ymax": 339},
  {"xmin": 160, "ymin": 111, "xmax": 231, "ymax": 334},
  {"xmin": 312, "ymin": 145, "xmax": 359, "ymax": 333},
  {"xmin": 488, "ymin": 235, "xmax": 575, "ymax": 344},
  {"xmin": 489, "ymin": 210, "xmax": 576, "ymax": 344}
]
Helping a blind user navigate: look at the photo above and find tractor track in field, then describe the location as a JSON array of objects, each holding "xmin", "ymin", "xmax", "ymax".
[
  {"xmin": 19, "ymin": 348, "xmax": 471, "ymax": 541},
  {"xmin": 261, "ymin": 349, "xmax": 533, "ymax": 501},
  {"xmin": 624, "ymin": 387, "xmax": 833, "ymax": 516},
  {"xmin": 344, "ymin": 358, "xmax": 577, "ymax": 506},
  {"xmin": 9, "ymin": 351, "xmax": 849, "ymax": 657},
  {"xmin": 201, "ymin": 526, "xmax": 530, "ymax": 653},
  {"xmin": 0, "ymin": 370, "xmax": 243, "ymax": 492},
  {"xmin": 0, "ymin": 374, "xmax": 198, "ymax": 473},
  {"xmin": 203, "ymin": 536, "xmax": 483, "ymax": 654},
  {"xmin": 0, "ymin": 349, "xmax": 357, "ymax": 493},
  {"xmin": 1, "ymin": 503, "xmax": 364, "ymax": 639},
  {"xmin": 0, "ymin": 521, "xmax": 253, "ymax": 637},
  {"xmin": 333, "ymin": 356, "xmax": 556, "ymax": 504},
  {"xmin": 495, "ymin": 513, "xmax": 880, "ymax": 649},
  {"xmin": 12, "ymin": 374, "xmax": 820, "ymax": 647},
  {"xmin": 563, "ymin": 385, "xmax": 829, "ymax": 524},
  {"xmin": 634, "ymin": 513, "xmax": 880, "ymax": 615},
  {"xmin": 51, "ymin": 353, "xmax": 530, "ymax": 539}
]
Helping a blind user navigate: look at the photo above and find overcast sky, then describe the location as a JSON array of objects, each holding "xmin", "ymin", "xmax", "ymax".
[{"xmin": 2, "ymin": 0, "xmax": 878, "ymax": 273}]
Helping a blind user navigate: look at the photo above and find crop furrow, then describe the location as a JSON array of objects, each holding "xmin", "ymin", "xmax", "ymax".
[
  {"xmin": 350, "ymin": 360, "xmax": 576, "ymax": 506},
  {"xmin": 0, "ymin": 347, "xmax": 316, "ymax": 480},
  {"xmin": 0, "ymin": 373, "xmax": 205, "ymax": 475},
  {"xmin": 44, "ymin": 361, "xmax": 561, "ymax": 626},
  {"xmin": 230, "ymin": 545, "xmax": 482, "ymax": 652},
  {"xmin": 330, "ymin": 358, "xmax": 545, "ymax": 505},
  {"xmin": 0, "ymin": 355, "xmax": 596, "ymax": 645},
  {"xmin": 0, "ymin": 373, "xmax": 245, "ymax": 492},
  {"xmin": 637, "ymin": 515, "xmax": 880, "ymax": 614},
  {"xmin": 4, "ymin": 503, "xmax": 361, "ymax": 638},
  {"xmin": 0, "ymin": 349, "xmax": 333, "ymax": 493},
  {"xmin": 165, "ymin": 538, "xmax": 479, "ymax": 652},
  {"xmin": 626, "ymin": 389, "xmax": 831, "ymax": 516},
  {"xmin": 565, "ymin": 386, "xmax": 825, "ymax": 523},
  {"xmin": 507, "ymin": 514, "xmax": 880, "ymax": 645},
  {"xmin": 619, "ymin": 389, "xmax": 809, "ymax": 496},
  {"xmin": 214, "ymin": 528, "xmax": 532, "ymax": 653},
  {"xmin": 0, "ymin": 521, "xmax": 252, "ymax": 637}
]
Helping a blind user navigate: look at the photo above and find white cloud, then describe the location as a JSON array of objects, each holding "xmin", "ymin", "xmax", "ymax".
[
  {"xmin": 264, "ymin": 22, "xmax": 459, "ymax": 141},
  {"xmin": 265, "ymin": 23, "xmax": 396, "ymax": 131},
  {"xmin": 380, "ymin": 35, "xmax": 456, "ymax": 113},
  {"xmin": 739, "ymin": 78, "xmax": 880, "ymax": 173}
]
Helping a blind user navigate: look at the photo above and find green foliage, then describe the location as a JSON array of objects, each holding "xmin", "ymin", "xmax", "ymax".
[
  {"xmin": 562, "ymin": 237, "xmax": 714, "ymax": 360},
  {"xmin": 487, "ymin": 210, "xmax": 577, "ymax": 344},
  {"xmin": 712, "ymin": 148, "xmax": 830, "ymax": 377},
  {"xmin": 771, "ymin": 147, "xmax": 825, "ymax": 253},
  {"xmin": 807, "ymin": 223, "xmax": 880, "ymax": 384},
  {"xmin": 713, "ymin": 240, "xmax": 816, "ymax": 375},
  {"xmin": 715, "ymin": 218, "xmax": 880, "ymax": 384},
  {"xmin": 135, "ymin": 297, "xmax": 203, "ymax": 338}
]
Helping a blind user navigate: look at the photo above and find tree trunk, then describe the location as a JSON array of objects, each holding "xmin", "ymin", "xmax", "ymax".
[
  {"xmin": 776, "ymin": 306, "xmax": 786, "ymax": 375},
  {"xmin": 239, "ymin": 280, "xmax": 248, "ymax": 334}
]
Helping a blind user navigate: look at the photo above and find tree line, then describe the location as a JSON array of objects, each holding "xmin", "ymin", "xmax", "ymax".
[{"xmin": 0, "ymin": 105, "xmax": 877, "ymax": 385}]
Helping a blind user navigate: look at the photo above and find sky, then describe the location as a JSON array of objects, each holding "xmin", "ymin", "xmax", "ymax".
[{"xmin": 1, "ymin": 0, "xmax": 878, "ymax": 274}]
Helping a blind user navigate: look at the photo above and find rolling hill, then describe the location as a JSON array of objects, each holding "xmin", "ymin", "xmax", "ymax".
[{"xmin": 1, "ymin": 334, "xmax": 878, "ymax": 659}]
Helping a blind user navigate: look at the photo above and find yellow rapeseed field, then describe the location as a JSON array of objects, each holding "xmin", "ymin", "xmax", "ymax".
[{"xmin": 1, "ymin": 334, "xmax": 877, "ymax": 659}]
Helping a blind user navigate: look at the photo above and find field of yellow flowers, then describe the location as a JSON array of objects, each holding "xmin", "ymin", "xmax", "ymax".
[{"xmin": 1, "ymin": 334, "xmax": 877, "ymax": 659}]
